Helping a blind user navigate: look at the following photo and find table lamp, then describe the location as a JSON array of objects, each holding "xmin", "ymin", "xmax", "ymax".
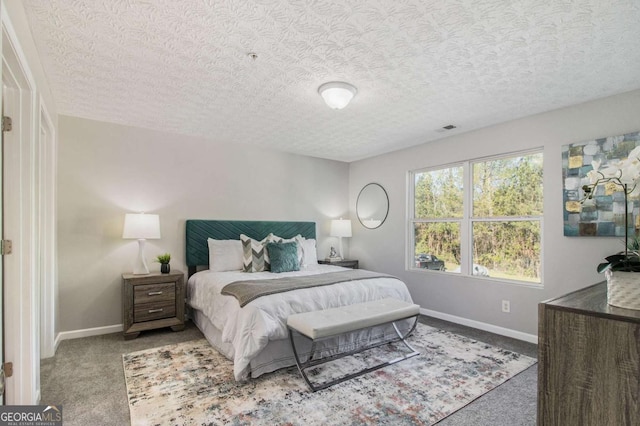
[
  {"xmin": 123, "ymin": 213, "xmax": 161, "ymax": 274},
  {"xmin": 330, "ymin": 218, "xmax": 352, "ymax": 260}
]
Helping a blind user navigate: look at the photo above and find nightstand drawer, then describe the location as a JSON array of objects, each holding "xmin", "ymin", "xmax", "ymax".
[
  {"xmin": 134, "ymin": 283, "xmax": 176, "ymax": 305},
  {"xmin": 134, "ymin": 301, "xmax": 176, "ymax": 322},
  {"xmin": 123, "ymin": 271, "xmax": 185, "ymax": 339}
]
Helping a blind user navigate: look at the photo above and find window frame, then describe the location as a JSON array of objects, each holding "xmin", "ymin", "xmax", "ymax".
[{"xmin": 408, "ymin": 149, "xmax": 544, "ymax": 286}]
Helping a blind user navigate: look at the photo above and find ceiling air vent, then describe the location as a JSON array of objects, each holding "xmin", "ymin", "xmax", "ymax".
[{"xmin": 435, "ymin": 124, "xmax": 457, "ymax": 133}]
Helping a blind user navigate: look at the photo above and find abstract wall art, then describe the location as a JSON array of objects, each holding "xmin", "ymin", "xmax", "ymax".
[{"xmin": 562, "ymin": 131, "xmax": 640, "ymax": 237}]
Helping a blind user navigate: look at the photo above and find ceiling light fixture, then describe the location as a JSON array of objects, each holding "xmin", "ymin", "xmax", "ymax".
[{"xmin": 318, "ymin": 81, "xmax": 357, "ymax": 110}]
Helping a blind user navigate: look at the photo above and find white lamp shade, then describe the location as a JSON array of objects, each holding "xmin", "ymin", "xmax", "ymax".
[
  {"xmin": 330, "ymin": 219, "xmax": 352, "ymax": 238},
  {"xmin": 122, "ymin": 213, "xmax": 161, "ymax": 239},
  {"xmin": 318, "ymin": 82, "xmax": 357, "ymax": 109}
]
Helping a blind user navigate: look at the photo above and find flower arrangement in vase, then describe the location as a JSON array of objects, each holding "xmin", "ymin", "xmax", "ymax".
[
  {"xmin": 156, "ymin": 253, "xmax": 171, "ymax": 273},
  {"xmin": 582, "ymin": 145, "xmax": 640, "ymax": 308}
]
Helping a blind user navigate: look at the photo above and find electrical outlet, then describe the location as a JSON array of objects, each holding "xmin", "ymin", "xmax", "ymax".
[{"xmin": 502, "ymin": 300, "xmax": 511, "ymax": 313}]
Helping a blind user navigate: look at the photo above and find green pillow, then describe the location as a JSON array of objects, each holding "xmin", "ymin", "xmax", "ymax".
[{"xmin": 266, "ymin": 241, "xmax": 300, "ymax": 273}]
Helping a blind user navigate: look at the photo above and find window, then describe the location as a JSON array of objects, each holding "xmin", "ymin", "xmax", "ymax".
[{"xmin": 410, "ymin": 150, "xmax": 543, "ymax": 284}]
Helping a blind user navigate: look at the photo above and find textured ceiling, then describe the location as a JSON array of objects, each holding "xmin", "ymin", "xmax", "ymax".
[{"xmin": 22, "ymin": 0, "xmax": 640, "ymax": 162}]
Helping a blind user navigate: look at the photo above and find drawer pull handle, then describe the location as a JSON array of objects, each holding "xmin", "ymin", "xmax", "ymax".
[
  {"xmin": 148, "ymin": 308, "xmax": 163, "ymax": 313},
  {"xmin": 148, "ymin": 291, "xmax": 163, "ymax": 296}
]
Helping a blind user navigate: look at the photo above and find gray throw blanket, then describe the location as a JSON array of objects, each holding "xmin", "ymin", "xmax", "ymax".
[{"xmin": 221, "ymin": 269, "xmax": 396, "ymax": 307}]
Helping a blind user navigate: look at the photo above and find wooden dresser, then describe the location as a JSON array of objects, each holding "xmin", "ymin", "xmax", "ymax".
[
  {"xmin": 538, "ymin": 282, "xmax": 640, "ymax": 425},
  {"xmin": 122, "ymin": 271, "xmax": 185, "ymax": 340}
]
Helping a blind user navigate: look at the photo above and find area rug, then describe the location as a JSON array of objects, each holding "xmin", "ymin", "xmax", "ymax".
[{"xmin": 123, "ymin": 324, "xmax": 535, "ymax": 425}]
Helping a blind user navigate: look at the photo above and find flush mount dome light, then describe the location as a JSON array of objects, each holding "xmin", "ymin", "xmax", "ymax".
[{"xmin": 318, "ymin": 81, "xmax": 357, "ymax": 109}]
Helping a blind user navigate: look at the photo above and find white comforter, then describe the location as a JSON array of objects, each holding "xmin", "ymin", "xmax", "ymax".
[{"xmin": 187, "ymin": 264, "xmax": 413, "ymax": 380}]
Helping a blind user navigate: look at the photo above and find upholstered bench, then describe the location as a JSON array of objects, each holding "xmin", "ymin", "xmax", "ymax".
[{"xmin": 287, "ymin": 298, "xmax": 420, "ymax": 392}]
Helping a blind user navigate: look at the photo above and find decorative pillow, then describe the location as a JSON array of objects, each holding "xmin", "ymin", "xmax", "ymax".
[
  {"xmin": 266, "ymin": 241, "xmax": 300, "ymax": 273},
  {"xmin": 300, "ymin": 239, "xmax": 318, "ymax": 267},
  {"xmin": 269, "ymin": 234, "xmax": 304, "ymax": 264},
  {"xmin": 207, "ymin": 238, "xmax": 244, "ymax": 272},
  {"xmin": 240, "ymin": 234, "xmax": 271, "ymax": 272}
]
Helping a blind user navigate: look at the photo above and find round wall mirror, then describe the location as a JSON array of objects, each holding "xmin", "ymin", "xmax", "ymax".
[{"xmin": 356, "ymin": 183, "xmax": 389, "ymax": 229}]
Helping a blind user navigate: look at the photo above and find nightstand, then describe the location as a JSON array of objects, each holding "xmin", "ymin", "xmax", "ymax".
[
  {"xmin": 319, "ymin": 259, "xmax": 359, "ymax": 269},
  {"xmin": 122, "ymin": 271, "xmax": 185, "ymax": 340}
]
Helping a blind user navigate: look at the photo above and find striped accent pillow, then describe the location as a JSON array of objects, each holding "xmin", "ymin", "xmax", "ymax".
[{"xmin": 240, "ymin": 234, "xmax": 271, "ymax": 272}]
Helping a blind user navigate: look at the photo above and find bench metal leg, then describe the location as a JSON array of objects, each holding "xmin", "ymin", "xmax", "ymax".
[
  {"xmin": 289, "ymin": 328, "xmax": 317, "ymax": 391},
  {"xmin": 393, "ymin": 316, "xmax": 419, "ymax": 353},
  {"xmin": 289, "ymin": 315, "xmax": 420, "ymax": 392}
]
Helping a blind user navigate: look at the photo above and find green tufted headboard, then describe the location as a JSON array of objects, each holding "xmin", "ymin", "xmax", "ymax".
[{"xmin": 185, "ymin": 220, "xmax": 316, "ymax": 276}]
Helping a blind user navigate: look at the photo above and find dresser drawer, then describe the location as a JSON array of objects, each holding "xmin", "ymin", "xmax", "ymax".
[
  {"xmin": 134, "ymin": 301, "xmax": 176, "ymax": 322},
  {"xmin": 134, "ymin": 283, "xmax": 176, "ymax": 305}
]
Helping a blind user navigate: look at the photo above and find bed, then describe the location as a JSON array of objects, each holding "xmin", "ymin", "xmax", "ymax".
[{"xmin": 185, "ymin": 219, "xmax": 415, "ymax": 381}]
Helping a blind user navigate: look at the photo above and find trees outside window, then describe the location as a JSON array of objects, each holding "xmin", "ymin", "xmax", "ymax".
[{"xmin": 410, "ymin": 151, "xmax": 543, "ymax": 284}]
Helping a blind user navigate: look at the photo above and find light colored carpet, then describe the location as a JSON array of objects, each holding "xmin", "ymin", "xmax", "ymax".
[{"xmin": 123, "ymin": 324, "xmax": 536, "ymax": 425}]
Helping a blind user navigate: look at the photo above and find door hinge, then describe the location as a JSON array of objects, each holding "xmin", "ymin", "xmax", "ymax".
[
  {"xmin": 2, "ymin": 115, "xmax": 12, "ymax": 132},
  {"xmin": 1, "ymin": 239, "xmax": 13, "ymax": 255},
  {"xmin": 3, "ymin": 362, "xmax": 11, "ymax": 378},
  {"xmin": 1, "ymin": 362, "xmax": 11, "ymax": 396}
]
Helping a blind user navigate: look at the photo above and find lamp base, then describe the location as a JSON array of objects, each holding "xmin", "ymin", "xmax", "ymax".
[
  {"xmin": 132, "ymin": 239, "xmax": 150, "ymax": 275},
  {"xmin": 338, "ymin": 237, "xmax": 345, "ymax": 260}
]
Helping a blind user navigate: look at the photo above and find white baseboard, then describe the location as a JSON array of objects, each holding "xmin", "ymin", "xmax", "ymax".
[
  {"xmin": 56, "ymin": 324, "xmax": 123, "ymax": 343},
  {"xmin": 53, "ymin": 333, "xmax": 62, "ymax": 353},
  {"xmin": 50, "ymin": 310, "xmax": 537, "ymax": 350},
  {"xmin": 420, "ymin": 308, "xmax": 538, "ymax": 344}
]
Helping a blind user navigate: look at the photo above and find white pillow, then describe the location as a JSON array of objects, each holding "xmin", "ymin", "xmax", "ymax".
[
  {"xmin": 300, "ymin": 239, "xmax": 318, "ymax": 266},
  {"xmin": 207, "ymin": 238, "xmax": 244, "ymax": 272}
]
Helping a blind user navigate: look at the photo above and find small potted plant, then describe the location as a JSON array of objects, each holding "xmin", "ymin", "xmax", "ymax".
[{"xmin": 156, "ymin": 253, "xmax": 171, "ymax": 273}]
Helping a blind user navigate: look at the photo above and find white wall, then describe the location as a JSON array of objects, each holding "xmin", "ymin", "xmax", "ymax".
[
  {"xmin": 57, "ymin": 116, "xmax": 349, "ymax": 333},
  {"xmin": 59, "ymin": 90, "xmax": 640, "ymax": 337},
  {"xmin": 349, "ymin": 89, "xmax": 640, "ymax": 336}
]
